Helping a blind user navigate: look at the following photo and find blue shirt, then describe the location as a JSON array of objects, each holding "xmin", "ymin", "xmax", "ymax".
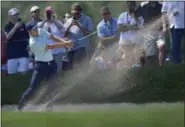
[
  {"xmin": 64, "ymin": 14, "xmax": 93, "ymax": 51},
  {"xmin": 29, "ymin": 28, "xmax": 53, "ymax": 62},
  {"xmin": 4, "ymin": 22, "xmax": 29, "ymax": 59},
  {"xmin": 97, "ymin": 17, "xmax": 118, "ymax": 37}
]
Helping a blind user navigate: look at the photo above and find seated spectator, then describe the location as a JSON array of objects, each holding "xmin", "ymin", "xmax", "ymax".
[
  {"xmin": 38, "ymin": 6, "xmax": 66, "ymax": 73},
  {"xmin": 135, "ymin": 1, "xmax": 166, "ymax": 66},
  {"xmin": 4, "ymin": 8, "xmax": 29, "ymax": 75},
  {"xmin": 162, "ymin": 1, "xmax": 184, "ymax": 64},
  {"xmin": 1, "ymin": 30, "xmax": 8, "ymax": 75},
  {"xmin": 64, "ymin": 3, "xmax": 93, "ymax": 69},
  {"xmin": 116, "ymin": 1, "xmax": 144, "ymax": 68}
]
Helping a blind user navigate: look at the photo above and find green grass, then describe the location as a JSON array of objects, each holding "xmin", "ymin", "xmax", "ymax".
[{"xmin": 2, "ymin": 103, "xmax": 184, "ymax": 127}]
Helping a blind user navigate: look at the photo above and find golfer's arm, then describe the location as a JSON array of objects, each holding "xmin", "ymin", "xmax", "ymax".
[
  {"xmin": 49, "ymin": 34, "xmax": 66, "ymax": 43},
  {"xmin": 47, "ymin": 43, "xmax": 71, "ymax": 49}
]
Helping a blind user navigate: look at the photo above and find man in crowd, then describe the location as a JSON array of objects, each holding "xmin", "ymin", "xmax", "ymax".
[
  {"xmin": 17, "ymin": 22, "xmax": 73, "ymax": 111},
  {"xmin": 64, "ymin": 3, "xmax": 93, "ymax": 69},
  {"xmin": 162, "ymin": 1, "xmax": 184, "ymax": 64},
  {"xmin": 38, "ymin": 6, "xmax": 66, "ymax": 73},
  {"xmin": 27, "ymin": 6, "xmax": 42, "ymax": 70},
  {"xmin": 116, "ymin": 1, "xmax": 144, "ymax": 69},
  {"xmin": 4, "ymin": 8, "xmax": 29, "ymax": 75},
  {"xmin": 90, "ymin": 6, "xmax": 118, "ymax": 69},
  {"xmin": 135, "ymin": 1, "xmax": 166, "ymax": 66}
]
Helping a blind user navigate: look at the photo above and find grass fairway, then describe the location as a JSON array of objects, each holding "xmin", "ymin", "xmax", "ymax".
[{"xmin": 2, "ymin": 103, "xmax": 184, "ymax": 127}]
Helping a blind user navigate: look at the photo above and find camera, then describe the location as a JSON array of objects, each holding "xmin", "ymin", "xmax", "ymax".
[
  {"xmin": 17, "ymin": 18, "xmax": 22, "ymax": 22},
  {"xmin": 46, "ymin": 11, "xmax": 52, "ymax": 20},
  {"xmin": 73, "ymin": 16, "xmax": 77, "ymax": 20}
]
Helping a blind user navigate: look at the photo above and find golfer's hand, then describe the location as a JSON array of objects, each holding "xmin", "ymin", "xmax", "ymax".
[
  {"xmin": 44, "ymin": 44, "xmax": 51, "ymax": 50},
  {"xmin": 66, "ymin": 40, "xmax": 74, "ymax": 48}
]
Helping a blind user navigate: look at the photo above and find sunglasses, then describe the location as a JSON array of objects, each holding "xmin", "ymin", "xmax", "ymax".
[{"xmin": 102, "ymin": 12, "xmax": 110, "ymax": 16}]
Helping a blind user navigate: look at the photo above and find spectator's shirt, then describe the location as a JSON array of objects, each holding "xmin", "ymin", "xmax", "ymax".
[
  {"xmin": 4, "ymin": 22, "xmax": 29, "ymax": 60},
  {"xmin": 135, "ymin": 2, "xmax": 162, "ymax": 25},
  {"xmin": 117, "ymin": 12, "xmax": 144, "ymax": 45},
  {"xmin": 29, "ymin": 28, "xmax": 53, "ymax": 62},
  {"xmin": 97, "ymin": 17, "xmax": 118, "ymax": 37},
  {"xmin": 64, "ymin": 14, "xmax": 93, "ymax": 51},
  {"xmin": 1, "ymin": 34, "xmax": 7, "ymax": 64},
  {"xmin": 97, "ymin": 17, "xmax": 118, "ymax": 47},
  {"xmin": 37, "ymin": 20, "xmax": 66, "ymax": 54},
  {"xmin": 161, "ymin": 1, "xmax": 184, "ymax": 29}
]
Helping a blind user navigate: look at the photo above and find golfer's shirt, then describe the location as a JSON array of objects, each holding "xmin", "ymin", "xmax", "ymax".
[{"xmin": 29, "ymin": 28, "xmax": 53, "ymax": 62}]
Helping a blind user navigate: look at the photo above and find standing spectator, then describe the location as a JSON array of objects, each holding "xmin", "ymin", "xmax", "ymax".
[
  {"xmin": 135, "ymin": 1, "xmax": 166, "ymax": 66},
  {"xmin": 1, "ymin": 30, "xmax": 8, "ymax": 75},
  {"xmin": 4, "ymin": 8, "xmax": 29, "ymax": 75},
  {"xmin": 90, "ymin": 6, "xmax": 118, "ymax": 67},
  {"xmin": 38, "ymin": 6, "xmax": 66, "ymax": 73},
  {"xmin": 162, "ymin": 1, "xmax": 184, "ymax": 64},
  {"xmin": 27, "ymin": 6, "xmax": 42, "ymax": 70},
  {"xmin": 116, "ymin": 1, "xmax": 144, "ymax": 68},
  {"xmin": 64, "ymin": 3, "xmax": 93, "ymax": 69}
]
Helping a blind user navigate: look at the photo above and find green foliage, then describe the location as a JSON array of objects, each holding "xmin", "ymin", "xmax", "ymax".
[{"xmin": 1, "ymin": 64, "xmax": 184, "ymax": 105}]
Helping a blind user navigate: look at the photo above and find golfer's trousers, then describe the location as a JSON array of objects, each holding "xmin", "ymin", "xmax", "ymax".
[
  {"xmin": 18, "ymin": 60, "xmax": 57, "ymax": 109},
  {"xmin": 170, "ymin": 28, "xmax": 184, "ymax": 63}
]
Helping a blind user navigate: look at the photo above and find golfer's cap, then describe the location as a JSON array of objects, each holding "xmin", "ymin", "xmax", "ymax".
[
  {"xmin": 30, "ymin": 6, "xmax": 40, "ymax": 13},
  {"xmin": 8, "ymin": 8, "xmax": 19, "ymax": 16},
  {"xmin": 45, "ymin": 6, "xmax": 53, "ymax": 13},
  {"xmin": 26, "ymin": 21, "xmax": 37, "ymax": 31}
]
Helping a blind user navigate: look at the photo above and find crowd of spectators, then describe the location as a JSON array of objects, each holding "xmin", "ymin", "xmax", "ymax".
[{"xmin": 1, "ymin": 1, "xmax": 184, "ymax": 75}]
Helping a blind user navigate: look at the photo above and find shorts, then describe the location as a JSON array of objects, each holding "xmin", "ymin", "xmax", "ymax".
[{"xmin": 7, "ymin": 57, "xmax": 29, "ymax": 74}]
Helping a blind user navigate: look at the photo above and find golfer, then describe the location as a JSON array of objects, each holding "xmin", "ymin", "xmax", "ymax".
[{"xmin": 17, "ymin": 22, "xmax": 73, "ymax": 111}]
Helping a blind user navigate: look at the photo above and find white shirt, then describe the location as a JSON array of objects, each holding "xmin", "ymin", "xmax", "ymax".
[
  {"xmin": 117, "ymin": 12, "xmax": 144, "ymax": 45},
  {"xmin": 37, "ymin": 20, "xmax": 66, "ymax": 54},
  {"xmin": 161, "ymin": 1, "xmax": 184, "ymax": 29},
  {"xmin": 29, "ymin": 28, "xmax": 53, "ymax": 62}
]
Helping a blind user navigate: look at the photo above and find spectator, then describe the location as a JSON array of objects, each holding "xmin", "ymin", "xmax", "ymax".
[
  {"xmin": 4, "ymin": 8, "xmax": 29, "ymax": 75},
  {"xmin": 90, "ymin": 6, "xmax": 118, "ymax": 68},
  {"xmin": 116, "ymin": 1, "xmax": 144, "ymax": 68},
  {"xmin": 64, "ymin": 3, "xmax": 93, "ymax": 69},
  {"xmin": 162, "ymin": 1, "xmax": 184, "ymax": 64},
  {"xmin": 27, "ymin": 6, "xmax": 42, "ymax": 70},
  {"xmin": 135, "ymin": 1, "xmax": 166, "ymax": 66},
  {"xmin": 38, "ymin": 6, "xmax": 66, "ymax": 73},
  {"xmin": 1, "ymin": 30, "xmax": 8, "ymax": 75}
]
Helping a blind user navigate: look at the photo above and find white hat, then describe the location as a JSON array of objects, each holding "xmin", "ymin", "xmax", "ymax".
[
  {"xmin": 8, "ymin": 8, "xmax": 19, "ymax": 16},
  {"xmin": 30, "ymin": 6, "xmax": 40, "ymax": 13}
]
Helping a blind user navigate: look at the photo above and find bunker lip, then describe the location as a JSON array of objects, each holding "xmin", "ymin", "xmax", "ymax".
[{"xmin": 2, "ymin": 102, "xmax": 183, "ymax": 112}]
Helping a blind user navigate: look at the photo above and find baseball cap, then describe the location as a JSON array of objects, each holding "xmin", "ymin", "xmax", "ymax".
[
  {"xmin": 45, "ymin": 6, "xmax": 53, "ymax": 13},
  {"xmin": 8, "ymin": 8, "xmax": 19, "ymax": 16},
  {"xmin": 30, "ymin": 6, "xmax": 40, "ymax": 13},
  {"xmin": 26, "ymin": 21, "xmax": 37, "ymax": 31}
]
